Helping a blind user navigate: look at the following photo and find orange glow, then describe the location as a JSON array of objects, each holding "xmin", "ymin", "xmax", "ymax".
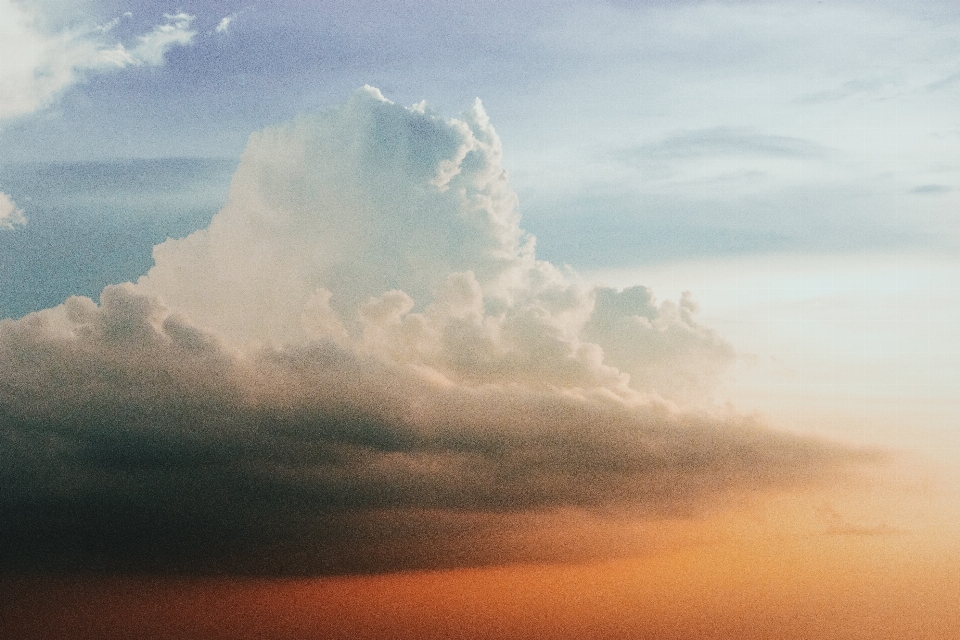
[{"xmin": 4, "ymin": 474, "xmax": 959, "ymax": 640}]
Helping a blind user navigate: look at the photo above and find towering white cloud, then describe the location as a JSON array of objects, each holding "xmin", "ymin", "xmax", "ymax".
[
  {"xmin": 139, "ymin": 86, "xmax": 733, "ymax": 403},
  {"xmin": 0, "ymin": 87, "xmax": 878, "ymax": 574}
]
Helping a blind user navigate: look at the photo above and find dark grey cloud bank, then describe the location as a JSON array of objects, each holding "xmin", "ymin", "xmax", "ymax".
[
  {"xmin": 0, "ymin": 89, "xmax": 880, "ymax": 576},
  {"xmin": 0, "ymin": 285, "xmax": 872, "ymax": 575}
]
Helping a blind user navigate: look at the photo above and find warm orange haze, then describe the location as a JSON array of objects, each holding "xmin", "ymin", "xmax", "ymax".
[
  {"xmin": 5, "ymin": 486, "xmax": 960, "ymax": 639},
  {"xmin": 2, "ymin": 0, "xmax": 960, "ymax": 637}
]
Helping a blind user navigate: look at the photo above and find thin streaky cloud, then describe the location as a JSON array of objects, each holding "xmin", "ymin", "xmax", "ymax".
[{"xmin": 615, "ymin": 127, "xmax": 831, "ymax": 163}]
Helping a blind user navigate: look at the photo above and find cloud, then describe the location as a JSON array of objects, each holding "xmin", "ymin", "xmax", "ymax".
[
  {"xmin": 816, "ymin": 504, "xmax": 908, "ymax": 538},
  {"xmin": 0, "ymin": 87, "xmax": 881, "ymax": 575},
  {"xmin": 795, "ymin": 78, "xmax": 892, "ymax": 104},
  {"xmin": 137, "ymin": 88, "xmax": 737, "ymax": 402},
  {"xmin": 0, "ymin": 284, "xmax": 872, "ymax": 574},
  {"xmin": 910, "ymin": 184, "xmax": 951, "ymax": 195},
  {"xmin": 0, "ymin": 1, "xmax": 195, "ymax": 121},
  {"xmin": 124, "ymin": 13, "xmax": 195, "ymax": 67},
  {"xmin": 619, "ymin": 127, "xmax": 830, "ymax": 162},
  {"xmin": 215, "ymin": 14, "xmax": 235, "ymax": 35},
  {"xmin": 0, "ymin": 192, "xmax": 25, "ymax": 230},
  {"xmin": 925, "ymin": 70, "xmax": 960, "ymax": 92}
]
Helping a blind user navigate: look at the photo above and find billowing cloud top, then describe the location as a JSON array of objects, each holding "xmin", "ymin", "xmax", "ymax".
[
  {"xmin": 138, "ymin": 86, "xmax": 732, "ymax": 402},
  {"xmin": 0, "ymin": 87, "xmax": 875, "ymax": 575}
]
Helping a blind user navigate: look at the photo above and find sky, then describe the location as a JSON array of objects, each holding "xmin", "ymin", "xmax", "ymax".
[{"xmin": 1, "ymin": 0, "xmax": 960, "ymax": 638}]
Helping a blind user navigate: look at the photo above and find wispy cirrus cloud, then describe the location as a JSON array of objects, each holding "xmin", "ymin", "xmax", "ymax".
[
  {"xmin": 0, "ymin": 1, "xmax": 196, "ymax": 122},
  {"xmin": 113, "ymin": 12, "xmax": 195, "ymax": 67}
]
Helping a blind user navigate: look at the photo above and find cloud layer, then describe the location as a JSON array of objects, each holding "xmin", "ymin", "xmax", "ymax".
[{"xmin": 0, "ymin": 88, "xmax": 878, "ymax": 574}]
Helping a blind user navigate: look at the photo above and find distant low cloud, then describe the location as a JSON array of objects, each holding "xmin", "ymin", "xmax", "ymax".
[
  {"xmin": 620, "ymin": 127, "xmax": 830, "ymax": 162},
  {"xmin": 817, "ymin": 504, "xmax": 908, "ymax": 538},
  {"xmin": 925, "ymin": 70, "xmax": 960, "ymax": 92},
  {"xmin": 0, "ymin": 192, "xmax": 25, "ymax": 230},
  {"xmin": 795, "ymin": 78, "xmax": 891, "ymax": 104},
  {"xmin": 0, "ymin": 1, "xmax": 196, "ymax": 121},
  {"xmin": 0, "ymin": 87, "xmax": 881, "ymax": 575},
  {"xmin": 910, "ymin": 184, "xmax": 951, "ymax": 195}
]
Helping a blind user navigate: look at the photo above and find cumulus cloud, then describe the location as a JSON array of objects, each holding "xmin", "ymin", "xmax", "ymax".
[
  {"xmin": 0, "ymin": 284, "xmax": 870, "ymax": 574},
  {"xmin": 0, "ymin": 192, "xmax": 25, "ymax": 230},
  {"xmin": 138, "ymin": 87, "xmax": 735, "ymax": 402},
  {"xmin": 0, "ymin": 1, "xmax": 195, "ymax": 121},
  {"xmin": 0, "ymin": 87, "xmax": 880, "ymax": 575}
]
